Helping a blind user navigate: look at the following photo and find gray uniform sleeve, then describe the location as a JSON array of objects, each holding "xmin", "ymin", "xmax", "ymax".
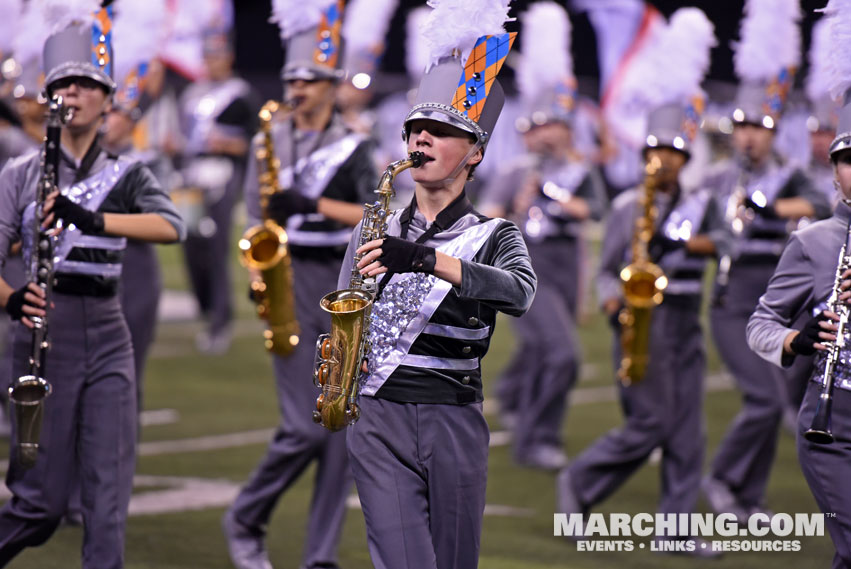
[
  {"xmin": 244, "ymin": 132, "xmax": 264, "ymax": 228},
  {"xmin": 123, "ymin": 163, "xmax": 187, "ymax": 241},
  {"xmin": 458, "ymin": 220, "xmax": 536, "ymax": 317},
  {"xmin": 746, "ymin": 234, "xmax": 813, "ymax": 367},
  {"xmin": 701, "ymin": 194, "xmax": 733, "ymax": 259},
  {"xmin": 0, "ymin": 157, "xmax": 31, "ymax": 268},
  {"xmin": 574, "ymin": 168, "xmax": 607, "ymax": 222},
  {"xmin": 597, "ymin": 193, "xmax": 633, "ymax": 306},
  {"xmin": 784, "ymin": 169, "xmax": 832, "ymax": 220}
]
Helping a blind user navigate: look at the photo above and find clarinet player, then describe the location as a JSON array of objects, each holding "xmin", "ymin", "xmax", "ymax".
[
  {"xmin": 746, "ymin": 5, "xmax": 851, "ymax": 564},
  {"xmin": 0, "ymin": 5, "xmax": 185, "ymax": 568}
]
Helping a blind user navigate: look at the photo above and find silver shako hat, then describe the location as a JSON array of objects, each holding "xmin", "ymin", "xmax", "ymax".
[
  {"xmin": 402, "ymin": 0, "xmax": 516, "ymax": 149},
  {"xmin": 645, "ymin": 98, "xmax": 705, "ymax": 158},
  {"xmin": 273, "ymin": 0, "xmax": 346, "ymax": 82},
  {"xmin": 43, "ymin": 4, "xmax": 116, "ymax": 94}
]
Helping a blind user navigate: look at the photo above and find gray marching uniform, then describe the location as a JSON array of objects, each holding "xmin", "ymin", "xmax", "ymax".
[
  {"xmin": 229, "ymin": 113, "xmax": 375, "ymax": 569},
  {"xmin": 178, "ymin": 77, "xmax": 256, "ymax": 340},
  {"xmin": 560, "ymin": 185, "xmax": 730, "ymax": 525},
  {"xmin": 747, "ymin": 201, "xmax": 851, "ymax": 569},
  {"xmin": 340, "ymin": 194, "xmax": 536, "ymax": 569},
  {"xmin": 0, "ymin": 142, "xmax": 184, "ymax": 569},
  {"xmin": 705, "ymin": 157, "xmax": 830, "ymax": 510},
  {"xmin": 480, "ymin": 155, "xmax": 606, "ymax": 460}
]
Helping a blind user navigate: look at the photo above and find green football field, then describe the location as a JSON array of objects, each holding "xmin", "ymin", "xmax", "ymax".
[{"xmin": 0, "ymin": 234, "xmax": 836, "ymax": 568}]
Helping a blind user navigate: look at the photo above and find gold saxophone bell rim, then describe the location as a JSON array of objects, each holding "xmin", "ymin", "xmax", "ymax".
[
  {"xmin": 320, "ymin": 289, "xmax": 374, "ymax": 314},
  {"xmin": 239, "ymin": 220, "xmax": 290, "ymax": 270}
]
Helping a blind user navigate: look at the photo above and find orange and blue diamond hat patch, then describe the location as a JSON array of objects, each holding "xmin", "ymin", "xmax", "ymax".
[{"xmin": 451, "ymin": 33, "xmax": 516, "ymax": 124}]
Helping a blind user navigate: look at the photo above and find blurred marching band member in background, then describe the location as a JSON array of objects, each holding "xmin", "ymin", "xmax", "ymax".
[
  {"xmin": 222, "ymin": 2, "xmax": 377, "ymax": 568},
  {"xmin": 701, "ymin": 0, "xmax": 831, "ymax": 525},
  {"xmin": 479, "ymin": 1, "xmax": 606, "ymax": 471},
  {"xmin": 176, "ymin": 1, "xmax": 259, "ymax": 355},
  {"xmin": 557, "ymin": 9, "xmax": 726, "ymax": 555}
]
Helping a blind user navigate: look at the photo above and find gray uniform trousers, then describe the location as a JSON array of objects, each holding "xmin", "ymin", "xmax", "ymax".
[
  {"xmin": 797, "ymin": 382, "xmax": 851, "ymax": 569},
  {"xmin": 0, "ymin": 293, "xmax": 136, "ymax": 569},
  {"xmin": 182, "ymin": 161, "xmax": 243, "ymax": 336},
  {"xmin": 120, "ymin": 240, "xmax": 162, "ymax": 412},
  {"xmin": 496, "ymin": 238, "xmax": 580, "ymax": 454},
  {"xmin": 564, "ymin": 297, "xmax": 705, "ymax": 520},
  {"xmin": 709, "ymin": 262, "xmax": 786, "ymax": 507},
  {"xmin": 229, "ymin": 254, "xmax": 351, "ymax": 569},
  {"xmin": 347, "ymin": 396, "xmax": 490, "ymax": 569}
]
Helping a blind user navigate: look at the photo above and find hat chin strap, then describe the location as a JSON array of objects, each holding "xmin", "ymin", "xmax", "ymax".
[{"xmin": 438, "ymin": 142, "xmax": 483, "ymax": 185}]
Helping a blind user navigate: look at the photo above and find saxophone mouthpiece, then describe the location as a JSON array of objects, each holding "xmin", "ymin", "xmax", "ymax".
[{"xmin": 409, "ymin": 151, "xmax": 432, "ymax": 168}]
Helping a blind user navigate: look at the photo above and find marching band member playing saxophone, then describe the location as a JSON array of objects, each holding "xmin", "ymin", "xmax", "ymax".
[
  {"xmin": 0, "ymin": 4, "xmax": 185, "ymax": 567},
  {"xmin": 221, "ymin": 2, "xmax": 376, "ymax": 569},
  {"xmin": 701, "ymin": 0, "xmax": 831, "ymax": 524},
  {"xmin": 338, "ymin": 3, "xmax": 534, "ymax": 567},
  {"xmin": 557, "ymin": 9, "xmax": 726, "ymax": 554},
  {"xmin": 746, "ymin": 2, "xmax": 851, "ymax": 564}
]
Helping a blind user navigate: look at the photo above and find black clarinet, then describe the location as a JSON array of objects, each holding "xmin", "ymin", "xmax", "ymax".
[
  {"xmin": 805, "ymin": 224, "xmax": 851, "ymax": 444},
  {"xmin": 8, "ymin": 95, "xmax": 73, "ymax": 468}
]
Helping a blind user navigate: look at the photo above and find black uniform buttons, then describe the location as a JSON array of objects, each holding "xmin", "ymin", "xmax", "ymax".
[{"xmin": 462, "ymin": 346, "xmax": 472, "ymax": 354}]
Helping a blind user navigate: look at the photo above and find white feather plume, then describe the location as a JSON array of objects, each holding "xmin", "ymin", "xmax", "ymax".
[
  {"xmin": 617, "ymin": 7, "xmax": 715, "ymax": 112},
  {"xmin": 343, "ymin": 0, "xmax": 397, "ymax": 54},
  {"xmin": 823, "ymin": 0, "xmax": 851, "ymax": 101},
  {"xmin": 11, "ymin": 1, "xmax": 50, "ymax": 68},
  {"xmin": 733, "ymin": 0, "xmax": 800, "ymax": 82},
  {"xmin": 271, "ymin": 0, "xmax": 337, "ymax": 41},
  {"xmin": 41, "ymin": 0, "xmax": 102, "ymax": 35},
  {"xmin": 806, "ymin": 16, "xmax": 832, "ymax": 102},
  {"xmin": 0, "ymin": 0, "xmax": 22, "ymax": 55},
  {"xmin": 405, "ymin": 6, "xmax": 431, "ymax": 80},
  {"xmin": 516, "ymin": 1, "xmax": 573, "ymax": 102},
  {"xmin": 113, "ymin": 0, "xmax": 168, "ymax": 88},
  {"xmin": 421, "ymin": 0, "xmax": 512, "ymax": 68}
]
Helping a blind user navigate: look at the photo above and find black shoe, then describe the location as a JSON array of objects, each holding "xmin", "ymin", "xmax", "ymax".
[{"xmin": 222, "ymin": 510, "xmax": 273, "ymax": 569}]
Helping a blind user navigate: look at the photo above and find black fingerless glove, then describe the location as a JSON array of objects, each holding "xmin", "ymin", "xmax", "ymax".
[
  {"xmin": 790, "ymin": 311, "xmax": 830, "ymax": 356},
  {"xmin": 267, "ymin": 191, "xmax": 318, "ymax": 223},
  {"xmin": 5, "ymin": 285, "xmax": 29, "ymax": 321},
  {"xmin": 52, "ymin": 194, "xmax": 105, "ymax": 233},
  {"xmin": 378, "ymin": 236, "xmax": 436, "ymax": 274},
  {"xmin": 743, "ymin": 196, "xmax": 778, "ymax": 219}
]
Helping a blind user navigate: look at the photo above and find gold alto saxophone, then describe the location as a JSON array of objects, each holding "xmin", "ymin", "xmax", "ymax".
[
  {"xmin": 238, "ymin": 100, "xmax": 299, "ymax": 355},
  {"xmin": 617, "ymin": 156, "xmax": 668, "ymax": 386},
  {"xmin": 312, "ymin": 151, "xmax": 427, "ymax": 431},
  {"xmin": 10, "ymin": 95, "xmax": 73, "ymax": 468}
]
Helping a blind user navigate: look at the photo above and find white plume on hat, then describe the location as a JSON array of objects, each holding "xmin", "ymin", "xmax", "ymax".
[
  {"xmin": 11, "ymin": 0, "xmax": 48, "ymax": 67},
  {"xmin": 343, "ymin": 0, "xmax": 397, "ymax": 56},
  {"xmin": 823, "ymin": 0, "xmax": 851, "ymax": 101},
  {"xmin": 516, "ymin": 1, "xmax": 572, "ymax": 103},
  {"xmin": 0, "ymin": 0, "xmax": 23, "ymax": 57},
  {"xmin": 421, "ymin": 0, "xmax": 512, "ymax": 69},
  {"xmin": 733, "ymin": 0, "xmax": 800, "ymax": 83},
  {"xmin": 606, "ymin": 7, "xmax": 715, "ymax": 145},
  {"xmin": 41, "ymin": 0, "xmax": 102, "ymax": 35},
  {"xmin": 806, "ymin": 16, "xmax": 832, "ymax": 103},
  {"xmin": 113, "ymin": 0, "xmax": 168, "ymax": 88},
  {"xmin": 618, "ymin": 7, "xmax": 715, "ymax": 112},
  {"xmin": 405, "ymin": 6, "xmax": 432, "ymax": 81},
  {"xmin": 271, "ymin": 0, "xmax": 337, "ymax": 41}
]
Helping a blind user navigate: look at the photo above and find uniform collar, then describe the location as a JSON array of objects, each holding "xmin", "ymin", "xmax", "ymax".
[{"xmin": 401, "ymin": 189, "xmax": 473, "ymax": 233}]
